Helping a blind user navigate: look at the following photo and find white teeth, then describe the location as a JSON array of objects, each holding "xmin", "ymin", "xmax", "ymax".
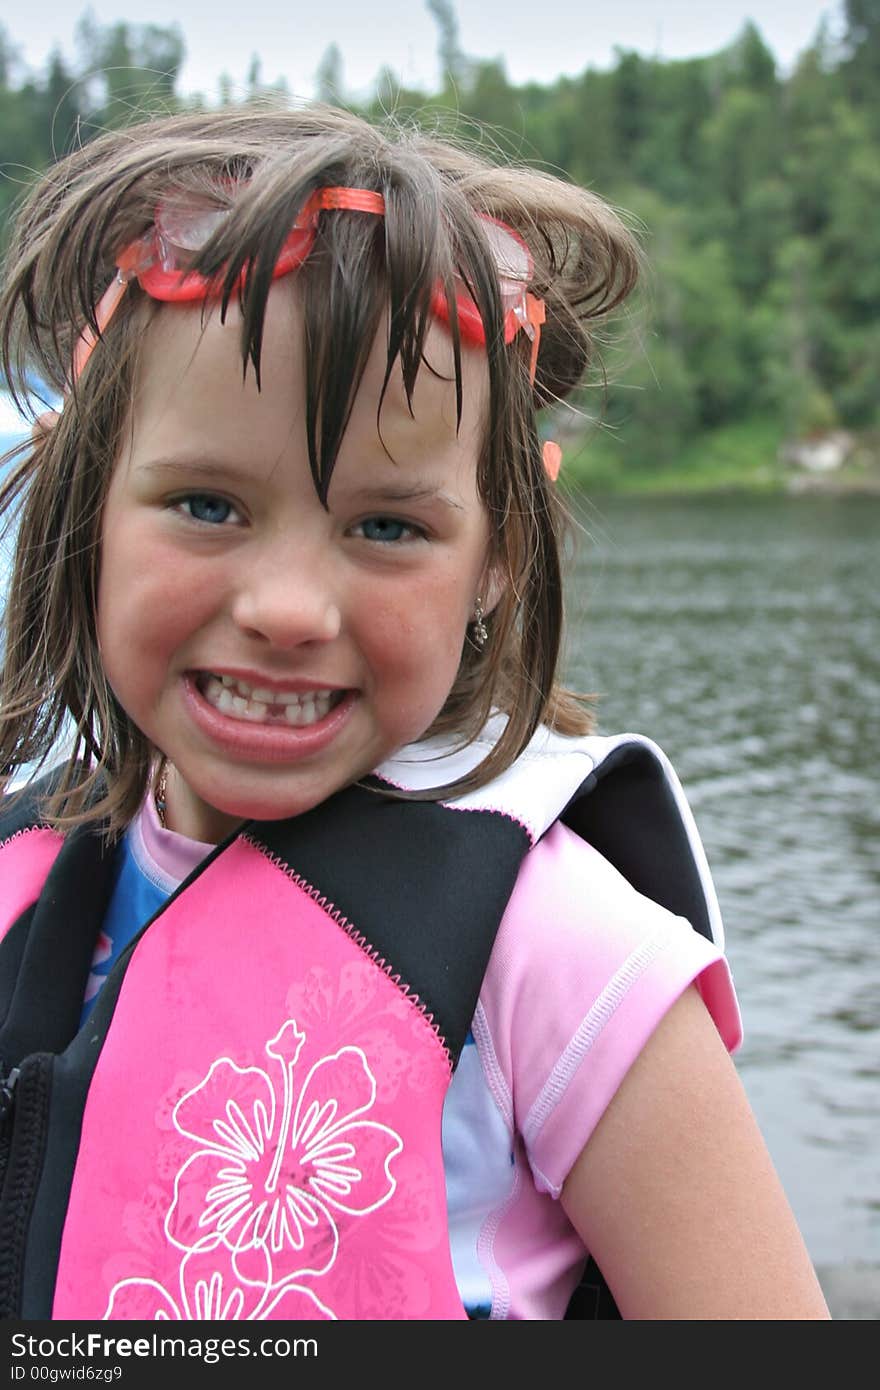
[
  {"xmin": 201, "ymin": 674, "xmax": 337, "ymax": 726},
  {"xmin": 284, "ymin": 696, "xmax": 328, "ymax": 726}
]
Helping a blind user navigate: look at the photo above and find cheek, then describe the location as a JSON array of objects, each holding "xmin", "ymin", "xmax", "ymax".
[
  {"xmin": 360, "ymin": 574, "xmax": 471, "ymax": 694},
  {"xmin": 370, "ymin": 567, "xmax": 470, "ymax": 644},
  {"xmin": 95, "ymin": 530, "xmax": 129, "ymax": 673},
  {"xmin": 97, "ymin": 527, "xmax": 209, "ymax": 679}
]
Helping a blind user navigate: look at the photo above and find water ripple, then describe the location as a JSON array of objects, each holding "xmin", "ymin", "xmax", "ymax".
[{"xmin": 566, "ymin": 492, "xmax": 880, "ymax": 1265}]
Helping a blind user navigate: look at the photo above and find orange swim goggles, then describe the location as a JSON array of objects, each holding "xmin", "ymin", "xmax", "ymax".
[{"xmin": 73, "ymin": 185, "xmax": 546, "ymax": 382}]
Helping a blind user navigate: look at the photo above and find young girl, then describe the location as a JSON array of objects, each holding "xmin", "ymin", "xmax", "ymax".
[{"xmin": 0, "ymin": 106, "xmax": 828, "ymax": 1321}]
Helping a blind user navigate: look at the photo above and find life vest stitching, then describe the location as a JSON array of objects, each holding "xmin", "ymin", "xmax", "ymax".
[
  {"xmin": 369, "ymin": 774, "xmax": 536, "ymax": 842},
  {"xmin": 240, "ymin": 834, "xmax": 453, "ymax": 1072},
  {"xmin": 0, "ymin": 825, "xmax": 57, "ymax": 853}
]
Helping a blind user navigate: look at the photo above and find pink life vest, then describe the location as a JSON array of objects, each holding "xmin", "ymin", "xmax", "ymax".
[{"xmin": 0, "ymin": 727, "xmax": 722, "ymax": 1320}]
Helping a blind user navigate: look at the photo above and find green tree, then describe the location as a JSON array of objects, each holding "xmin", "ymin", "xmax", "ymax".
[
  {"xmin": 756, "ymin": 237, "xmax": 834, "ymax": 436},
  {"xmin": 611, "ymin": 50, "xmax": 653, "ymax": 168},
  {"xmin": 75, "ymin": 13, "xmax": 185, "ymax": 127},
  {"xmin": 562, "ymin": 68, "xmax": 621, "ymax": 189},
  {"xmin": 457, "ymin": 59, "xmax": 525, "ymax": 149},
  {"xmin": 316, "ymin": 43, "xmax": 345, "ymax": 105},
  {"xmin": 426, "ymin": 0, "xmax": 467, "ymax": 88},
  {"xmin": 841, "ymin": 0, "xmax": 880, "ymax": 106},
  {"xmin": 44, "ymin": 49, "xmax": 84, "ymax": 157},
  {"xmin": 718, "ymin": 21, "xmax": 778, "ymax": 91},
  {"xmin": 633, "ymin": 58, "xmax": 713, "ymax": 201}
]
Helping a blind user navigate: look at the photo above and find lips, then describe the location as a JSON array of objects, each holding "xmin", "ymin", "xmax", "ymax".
[{"xmin": 182, "ymin": 671, "xmax": 355, "ymax": 762}]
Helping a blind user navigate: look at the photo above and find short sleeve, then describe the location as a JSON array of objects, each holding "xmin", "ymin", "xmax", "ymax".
[{"xmin": 474, "ymin": 819, "xmax": 742, "ymax": 1197}]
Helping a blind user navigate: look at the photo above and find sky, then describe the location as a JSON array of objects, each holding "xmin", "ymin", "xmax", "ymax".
[{"xmin": 4, "ymin": 1, "xmax": 845, "ymax": 104}]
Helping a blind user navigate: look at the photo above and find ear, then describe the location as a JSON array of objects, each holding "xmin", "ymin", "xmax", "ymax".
[
  {"xmin": 479, "ymin": 561, "xmax": 507, "ymax": 617},
  {"xmin": 31, "ymin": 409, "xmax": 60, "ymax": 440}
]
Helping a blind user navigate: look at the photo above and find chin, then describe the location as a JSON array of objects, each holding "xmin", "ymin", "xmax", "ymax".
[{"xmin": 202, "ymin": 784, "xmax": 337, "ymax": 826}]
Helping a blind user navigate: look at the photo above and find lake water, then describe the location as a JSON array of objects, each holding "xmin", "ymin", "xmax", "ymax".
[{"xmin": 564, "ymin": 491, "xmax": 879, "ymax": 1268}]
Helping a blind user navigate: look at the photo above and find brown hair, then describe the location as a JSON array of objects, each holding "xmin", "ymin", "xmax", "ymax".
[{"xmin": 0, "ymin": 104, "xmax": 639, "ymax": 833}]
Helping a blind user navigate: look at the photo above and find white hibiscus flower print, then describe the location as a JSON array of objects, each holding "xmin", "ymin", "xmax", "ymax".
[{"xmin": 165, "ymin": 1020, "xmax": 404, "ymax": 1287}]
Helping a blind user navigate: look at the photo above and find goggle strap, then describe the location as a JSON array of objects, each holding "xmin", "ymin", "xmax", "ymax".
[
  {"xmin": 542, "ymin": 440, "xmax": 562, "ymax": 482},
  {"xmin": 310, "ymin": 188, "xmax": 386, "ymax": 216},
  {"xmin": 525, "ymin": 293, "xmax": 546, "ymax": 386},
  {"xmin": 71, "ymin": 274, "xmax": 130, "ymax": 383}
]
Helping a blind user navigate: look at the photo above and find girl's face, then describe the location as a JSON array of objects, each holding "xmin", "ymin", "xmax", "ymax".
[{"xmin": 97, "ymin": 284, "xmax": 494, "ymax": 842}]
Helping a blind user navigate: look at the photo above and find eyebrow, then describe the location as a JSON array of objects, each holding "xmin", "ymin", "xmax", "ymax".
[
  {"xmin": 134, "ymin": 459, "xmax": 465, "ymax": 510},
  {"xmin": 341, "ymin": 483, "xmax": 466, "ymax": 511},
  {"xmin": 134, "ymin": 457, "xmax": 252, "ymax": 484}
]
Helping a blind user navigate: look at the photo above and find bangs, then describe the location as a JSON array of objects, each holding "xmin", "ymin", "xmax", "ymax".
[{"xmin": 172, "ymin": 168, "xmax": 507, "ymax": 505}]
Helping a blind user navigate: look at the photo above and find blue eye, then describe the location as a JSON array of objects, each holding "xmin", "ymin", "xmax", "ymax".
[
  {"xmin": 180, "ymin": 494, "xmax": 236, "ymax": 525},
  {"xmin": 355, "ymin": 516, "xmax": 416, "ymax": 543}
]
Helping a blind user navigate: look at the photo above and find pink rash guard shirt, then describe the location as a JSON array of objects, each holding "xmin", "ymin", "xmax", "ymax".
[
  {"xmin": 135, "ymin": 793, "xmax": 741, "ymax": 1321},
  {"xmin": 454, "ymin": 817, "xmax": 741, "ymax": 1319}
]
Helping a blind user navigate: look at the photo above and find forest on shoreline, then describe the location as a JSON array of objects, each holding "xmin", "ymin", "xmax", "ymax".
[{"xmin": 1, "ymin": 3, "xmax": 878, "ymax": 493}]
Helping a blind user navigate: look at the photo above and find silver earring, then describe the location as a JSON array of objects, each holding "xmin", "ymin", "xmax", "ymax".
[{"xmin": 471, "ymin": 597, "xmax": 488, "ymax": 649}]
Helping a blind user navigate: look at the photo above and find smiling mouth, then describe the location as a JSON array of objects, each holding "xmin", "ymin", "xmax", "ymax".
[{"xmin": 196, "ymin": 673, "xmax": 346, "ymax": 726}]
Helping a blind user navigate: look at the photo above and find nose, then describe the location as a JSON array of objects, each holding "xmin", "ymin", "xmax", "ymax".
[{"xmin": 231, "ymin": 543, "xmax": 342, "ymax": 649}]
